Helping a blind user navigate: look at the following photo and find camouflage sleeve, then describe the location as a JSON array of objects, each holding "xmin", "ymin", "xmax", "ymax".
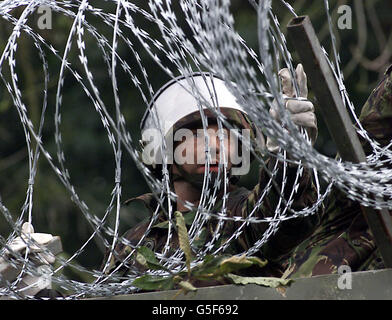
[
  {"xmin": 232, "ymin": 65, "xmax": 392, "ymax": 265},
  {"xmin": 282, "ymin": 65, "xmax": 392, "ymax": 278},
  {"xmin": 359, "ymin": 65, "xmax": 392, "ymax": 153},
  {"xmin": 100, "ymin": 195, "xmax": 170, "ymax": 277},
  {"xmin": 100, "ymin": 220, "xmax": 149, "ymax": 277},
  {"xmin": 235, "ymin": 150, "xmax": 322, "ymax": 263}
]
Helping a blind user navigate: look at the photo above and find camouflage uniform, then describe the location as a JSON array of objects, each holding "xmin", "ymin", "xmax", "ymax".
[
  {"xmin": 103, "ymin": 128, "xmax": 320, "ymax": 278},
  {"xmin": 283, "ymin": 65, "xmax": 392, "ymax": 278}
]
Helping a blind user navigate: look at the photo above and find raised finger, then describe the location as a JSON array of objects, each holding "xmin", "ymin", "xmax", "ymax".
[
  {"xmin": 278, "ymin": 68, "xmax": 295, "ymax": 97},
  {"xmin": 295, "ymin": 64, "xmax": 308, "ymax": 98}
]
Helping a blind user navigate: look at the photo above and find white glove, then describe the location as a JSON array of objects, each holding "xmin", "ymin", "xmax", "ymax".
[
  {"xmin": 266, "ymin": 64, "xmax": 318, "ymax": 153},
  {"xmin": 5, "ymin": 222, "xmax": 56, "ymax": 264},
  {"xmin": 0, "ymin": 222, "xmax": 62, "ymax": 297}
]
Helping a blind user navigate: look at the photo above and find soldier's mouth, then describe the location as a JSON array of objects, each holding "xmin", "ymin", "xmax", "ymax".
[
  {"xmin": 208, "ymin": 165, "xmax": 220, "ymax": 173},
  {"xmin": 197, "ymin": 164, "xmax": 227, "ymax": 173}
]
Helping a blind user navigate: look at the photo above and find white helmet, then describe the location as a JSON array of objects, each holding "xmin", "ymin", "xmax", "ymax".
[{"xmin": 140, "ymin": 73, "xmax": 262, "ymax": 169}]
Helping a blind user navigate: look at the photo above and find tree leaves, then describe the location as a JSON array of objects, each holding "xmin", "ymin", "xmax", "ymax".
[
  {"xmin": 136, "ymin": 246, "xmax": 170, "ymax": 272},
  {"xmin": 178, "ymin": 280, "xmax": 197, "ymax": 293},
  {"xmin": 131, "ymin": 218, "xmax": 288, "ymax": 294},
  {"xmin": 175, "ymin": 211, "xmax": 193, "ymax": 276},
  {"xmin": 132, "ymin": 248, "xmax": 272, "ymax": 293},
  {"xmin": 226, "ymin": 273, "xmax": 293, "ymax": 288},
  {"xmin": 132, "ymin": 274, "xmax": 176, "ymax": 291},
  {"xmin": 218, "ymin": 255, "xmax": 267, "ymax": 276},
  {"xmin": 191, "ymin": 254, "xmax": 267, "ymax": 278}
]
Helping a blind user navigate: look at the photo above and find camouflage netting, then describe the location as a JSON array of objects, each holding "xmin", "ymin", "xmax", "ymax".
[{"xmin": 0, "ymin": 0, "xmax": 391, "ymax": 299}]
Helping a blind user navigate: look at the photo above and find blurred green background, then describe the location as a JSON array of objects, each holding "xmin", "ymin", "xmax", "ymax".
[{"xmin": 0, "ymin": 0, "xmax": 391, "ymax": 285}]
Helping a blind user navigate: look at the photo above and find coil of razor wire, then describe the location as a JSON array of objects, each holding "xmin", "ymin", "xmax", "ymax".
[{"xmin": 0, "ymin": 0, "xmax": 391, "ymax": 299}]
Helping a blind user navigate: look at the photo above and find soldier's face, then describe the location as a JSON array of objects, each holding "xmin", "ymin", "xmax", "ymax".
[{"xmin": 173, "ymin": 123, "xmax": 235, "ymax": 176}]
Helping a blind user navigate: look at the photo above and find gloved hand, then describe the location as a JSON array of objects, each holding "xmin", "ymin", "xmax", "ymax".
[
  {"xmin": 0, "ymin": 222, "xmax": 62, "ymax": 297},
  {"xmin": 266, "ymin": 64, "xmax": 318, "ymax": 153},
  {"xmin": 5, "ymin": 222, "xmax": 57, "ymax": 264}
]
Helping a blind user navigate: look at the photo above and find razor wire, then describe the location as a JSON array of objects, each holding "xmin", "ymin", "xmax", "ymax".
[{"xmin": 0, "ymin": 0, "xmax": 391, "ymax": 299}]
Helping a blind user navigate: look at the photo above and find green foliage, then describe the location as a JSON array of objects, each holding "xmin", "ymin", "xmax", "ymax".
[
  {"xmin": 175, "ymin": 211, "xmax": 193, "ymax": 276},
  {"xmin": 132, "ymin": 211, "xmax": 291, "ymax": 294},
  {"xmin": 135, "ymin": 246, "xmax": 170, "ymax": 272},
  {"xmin": 132, "ymin": 274, "xmax": 176, "ymax": 292},
  {"xmin": 226, "ymin": 273, "xmax": 292, "ymax": 288},
  {"xmin": 131, "ymin": 244, "xmax": 285, "ymax": 294}
]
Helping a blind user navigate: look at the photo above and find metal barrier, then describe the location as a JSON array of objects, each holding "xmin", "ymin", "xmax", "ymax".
[{"xmin": 94, "ymin": 268, "xmax": 392, "ymax": 300}]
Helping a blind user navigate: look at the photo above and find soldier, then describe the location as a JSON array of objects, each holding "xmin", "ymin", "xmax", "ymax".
[
  {"xmin": 102, "ymin": 66, "xmax": 321, "ymax": 280},
  {"xmin": 283, "ymin": 65, "xmax": 392, "ymax": 278}
]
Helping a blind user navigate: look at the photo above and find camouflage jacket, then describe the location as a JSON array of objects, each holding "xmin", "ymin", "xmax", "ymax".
[
  {"xmin": 103, "ymin": 157, "xmax": 320, "ymax": 278},
  {"xmin": 283, "ymin": 65, "xmax": 392, "ymax": 278}
]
